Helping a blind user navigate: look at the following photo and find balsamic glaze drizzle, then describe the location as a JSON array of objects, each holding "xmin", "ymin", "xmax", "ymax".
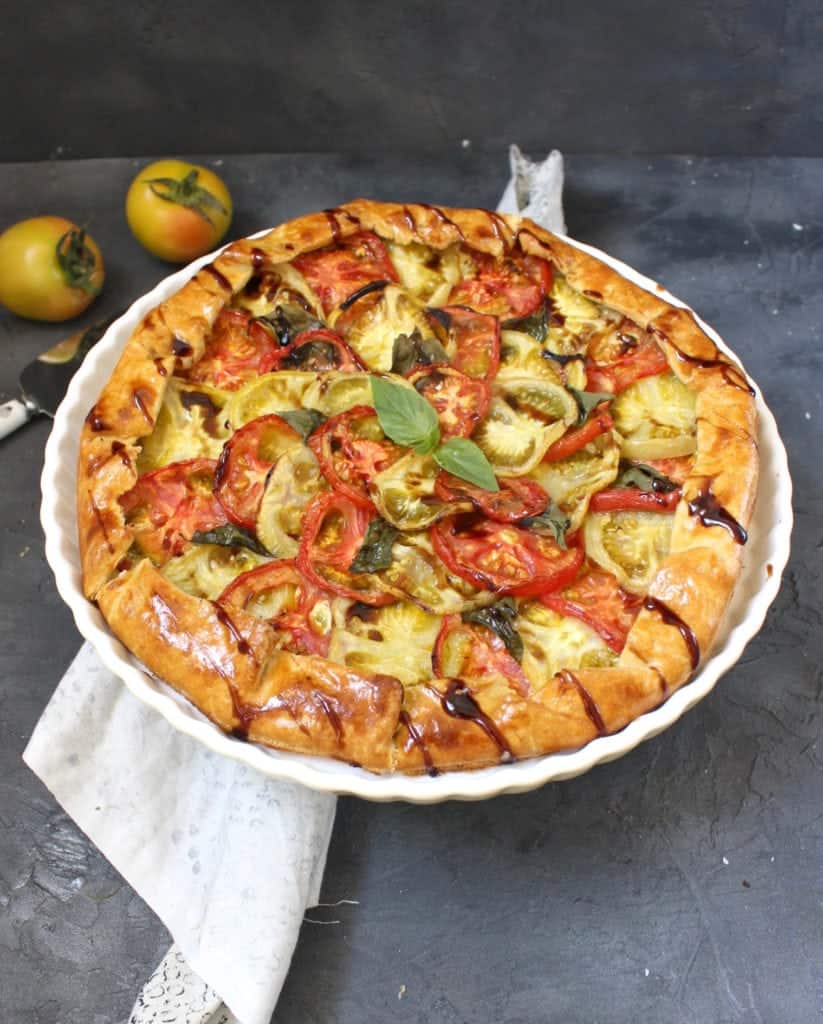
[
  {"xmin": 688, "ymin": 486, "xmax": 748, "ymax": 544},
  {"xmin": 399, "ymin": 710, "xmax": 438, "ymax": 776},
  {"xmin": 440, "ymin": 680, "xmax": 514, "ymax": 762},
  {"xmin": 643, "ymin": 597, "xmax": 700, "ymax": 670},
  {"xmin": 339, "ymin": 278, "xmax": 390, "ymax": 311},
  {"xmin": 202, "ymin": 263, "xmax": 230, "ymax": 290},
  {"xmin": 558, "ymin": 670, "xmax": 606, "ymax": 734}
]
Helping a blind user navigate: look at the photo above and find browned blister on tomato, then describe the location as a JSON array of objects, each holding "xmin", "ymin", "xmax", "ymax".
[
  {"xmin": 214, "ymin": 414, "xmax": 303, "ymax": 529},
  {"xmin": 448, "ymin": 252, "xmax": 551, "ymax": 319},
  {"xmin": 541, "ymin": 568, "xmax": 642, "ymax": 654},
  {"xmin": 184, "ymin": 309, "xmax": 280, "ymax": 391},
  {"xmin": 431, "ymin": 514, "xmax": 583, "ymax": 598},
  {"xmin": 406, "ymin": 365, "xmax": 491, "ymax": 440},
  {"xmin": 120, "ymin": 458, "xmax": 227, "ymax": 562},
  {"xmin": 426, "ymin": 305, "xmax": 500, "ymax": 380},
  {"xmin": 293, "ymin": 231, "xmax": 399, "ymax": 315},
  {"xmin": 218, "ymin": 558, "xmax": 332, "ymax": 656},
  {"xmin": 585, "ymin": 319, "xmax": 669, "ymax": 393}
]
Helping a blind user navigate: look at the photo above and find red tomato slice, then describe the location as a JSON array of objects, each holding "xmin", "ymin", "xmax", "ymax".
[
  {"xmin": 541, "ymin": 568, "xmax": 642, "ymax": 654},
  {"xmin": 308, "ymin": 405, "xmax": 401, "ymax": 509},
  {"xmin": 218, "ymin": 558, "xmax": 330, "ymax": 656},
  {"xmin": 120, "ymin": 458, "xmax": 227, "ymax": 561},
  {"xmin": 296, "ymin": 492, "xmax": 395, "ymax": 605},
  {"xmin": 214, "ymin": 414, "xmax": 302, "ymax": 529},
  {"xmin": 588, "ymin": 487, "xmax": 681, "ymax": 514},
  {"xmin": 434, "ymin": 472, "xmax": 548, "ymax": 523},
  {"xmin": 185, "ymin": 309, "xmax": 280, "ymax": 391},
  {"xmin": 433, "ymin": 615, "xmax": 529, "ymax": 694},
  {"xmin": 585, "ymin": 329, "xmax": 670, "ymax": 393},
  {"xmin": 292, "ymin": 231, "xmax": 398, "ymax": 315},
  {"xmin": 447, "ymin": 253, "xmax": 551, "ymax": 319},
  {"xmin": 275, "ymin": 327, "xmax": 364, "ymax": 371},
  {"xmin": 431, "ymin": 515, "xmax": 583, "ymax": 598},
  {"xmin": 426, "ymin": 305, "xmax": 501, "ymax": 380},
  {"xmin": 543, "ymin": 407, "xmax": 614, "ymax": 462},
  {"xmin": 406, "ymin": 365, "xmax": 491, "ymax": 440}
]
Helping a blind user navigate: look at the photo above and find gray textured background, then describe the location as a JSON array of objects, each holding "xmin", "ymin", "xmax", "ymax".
[
  {"xmin": 0, "ymin": 152, "xmax": 819, "ymax": 1023},
  {"xmin": 1, "ymin": 0, "xmax": 822, "ymax": 160}
]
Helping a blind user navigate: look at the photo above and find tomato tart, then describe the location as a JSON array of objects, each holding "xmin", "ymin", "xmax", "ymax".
[{"xmin": 77, "ymin": 201, "xmax": 758, "ymax": 775}]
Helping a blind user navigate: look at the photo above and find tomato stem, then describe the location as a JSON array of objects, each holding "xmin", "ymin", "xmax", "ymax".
[
  {"xmin": 145, "ymin": 169, "xmax": 228, "ymax": 226},
  {"xmin": 55, "ymin": 228, "xmax": 100, "ymax": 295}
]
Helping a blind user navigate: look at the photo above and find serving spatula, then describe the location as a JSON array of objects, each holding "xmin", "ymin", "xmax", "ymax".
[{"xmin": 0, "ymin": 316, "xmax": 116, "ymax": 440}]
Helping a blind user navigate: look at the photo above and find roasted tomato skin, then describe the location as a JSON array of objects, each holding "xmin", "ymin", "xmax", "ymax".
[
  {"xmin": 308, "ymin": 405, "xmax": 400, "ymax": 509},
  {"xmin": 541, "ymin": 568, "xmax": 642, "ymax": 653},
  {"xmin": 588, "ymin": 487, "xmax": 681, "ymax": 514},
  {"xmin": 433, "ymin": 615, "xmax": 529, "ymax": 694},
  {"xmin": 434, "ymin": 472, "xmax": 548, "ymax": 523},
  {"xmin": 296, "ymin": 491, "xmax": 395, "ymax": 605},
  {"xmin": 431, "ymin": 515, "xmax": 583, "ymax": 598},
  {"xmin": 125, "ymin": 159, "xmax": 233, "ymax": 263},
  {"xmin": 292, "ymin": 231, "xmax": 398, "ymax": 314},
  {"xmin": 217, "ymin": 558, "xmax": 330, "ymax": 656},
  {"xmin": 543, "ymin": 407, "xmax": 614, "ymax": 462},
  {"xmin": 275, "ymin": 327, "xmax": 364, "ymax": 372},
  {"xmin": 426, "ymin": 305, "xmax": 501, "ymax": 380},
  {"xmin": 447, "ymin": 253, "xmax": 551, "ymax": 319},
  {"xmin": 119, "ymin": 457, "xmax": 227, "ymax": 561},
  {"xmin": 406, "ymin": 365, "xmax": 491, "ymax": 440},
  {"xmin": 214, "ymin": 414, "xmax": 302, "ymax": 529},
  {"xmin": 585, "ymin": 330, "xmax": 670, "ymax": 393},
  {"xmin": 185, "ymin": 309, "xmax": 280, "ymax": 390}
]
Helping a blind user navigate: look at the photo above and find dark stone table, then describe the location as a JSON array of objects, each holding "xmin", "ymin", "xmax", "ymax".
[{"xmin": 0, "ymin": 154, "xmax": 818, "ymax": 1024}]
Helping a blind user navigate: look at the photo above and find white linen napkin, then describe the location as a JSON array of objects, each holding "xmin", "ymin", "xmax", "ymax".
[{"xmin": 24, "ymin": 146, "xmax": 565, "ymax": 1024}]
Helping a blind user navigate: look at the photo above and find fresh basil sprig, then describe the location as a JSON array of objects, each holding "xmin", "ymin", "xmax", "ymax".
[
  {"xmin": 616, "ymin": 461, "xmax": 679, "ymax": 493},
  {"xmin": 462, "ymin": 598, "xmax": 524, "ymax": 661},
  {"xmin": 567, "ymin": 386, "xmax": 614, "ymax": 425},
  {"xmin": 370, "ymin": 376, "xmax": 499, "ymax": 492},
  {"xmin": 191, "ymin": 524, "xmax": 270, "ymax": 556},
  {"xmin": 518, "ymin": 499, "xmax": 570, "ymax": 548},
  {"xmin": 349, "ymin": 517, "xmax": 400, "ymax": 574}
]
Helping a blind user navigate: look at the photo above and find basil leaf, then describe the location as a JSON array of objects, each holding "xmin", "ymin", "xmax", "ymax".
[
  {"xmin": 433, "ymin": 438, "xmax": 499, "ymax": 492},
  {"xmin": 390, "ymin": 330, "xmax": 449, "ymax": 375},
  {"xmin": 278, "ymin": 408, "xmax": 327, "ymax": 440},
  {"xmin": 502, "ymin": 300, "xmax": 549, "ymax": 341},
  {"xmin": 567, "ymin": 386, "xmax": 614, "ymax": 425},
  {"xmin": 349, "ymin": 518, "xmax": 400, "ymax": 574},
  {"xmin": 280, "ymin": 340, "xmax": 340, "ymax": 371},
  {"xmin": 191, "ymin": 524, "xmax": 270, "ymax": 556},
  {"xmin": 370, "ymin": 375, "xmax": 440, "ymax": 454},
  {"xmin": 518, "ymin": 499, "xmax": 570, "ymax": 548},
  {"xmin": 462, "ymin": 598, "xmax": 524, "ymax": 662},
  {"xmin": 616, "ymin": 461, "xmax": 679, "ymax": 493}
]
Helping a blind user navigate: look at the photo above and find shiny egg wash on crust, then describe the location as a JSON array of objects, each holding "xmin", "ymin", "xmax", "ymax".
[{"xmin": 77, "ymin": 202, "xmax": 758, "ymax": 774}]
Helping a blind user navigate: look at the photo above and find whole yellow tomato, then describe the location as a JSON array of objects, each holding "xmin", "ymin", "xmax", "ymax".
[
  {"xmin": 126, "ymin": 160, "xmax": 233, "ymax": 263},
  {"xmin": 0, "ymin": 216, "xmax": 104, "ymax": 322}
]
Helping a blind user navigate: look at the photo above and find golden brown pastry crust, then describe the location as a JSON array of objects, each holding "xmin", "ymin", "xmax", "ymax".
[{"xmin": 77, "ymin": 200, "xmax": 759, "ymax": 774}]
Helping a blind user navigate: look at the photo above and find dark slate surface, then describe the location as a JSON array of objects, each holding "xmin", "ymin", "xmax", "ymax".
[
  {"xmin": 0, "ymin": 154, "xmax": 818, "ymax": 1024},
  {"xmin": 2, "ymin": 1, "xmax": 823, "ymax": 161}
]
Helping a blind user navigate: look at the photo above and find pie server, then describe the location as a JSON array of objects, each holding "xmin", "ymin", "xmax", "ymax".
[{"xmin": 0, "ymin": 315, "xmax": 116, "ymax": 441}]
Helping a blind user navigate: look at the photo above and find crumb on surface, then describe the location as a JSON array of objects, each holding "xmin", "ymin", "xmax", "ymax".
[{"xmin": 398, "ymin": 984, "xmax": 407, "ymax": 1000}]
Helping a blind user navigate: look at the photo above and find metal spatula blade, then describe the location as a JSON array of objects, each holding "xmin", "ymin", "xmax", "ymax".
[{"xmin": 0, "ymin": 316, "xmax": 115, "ymax": 440}]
